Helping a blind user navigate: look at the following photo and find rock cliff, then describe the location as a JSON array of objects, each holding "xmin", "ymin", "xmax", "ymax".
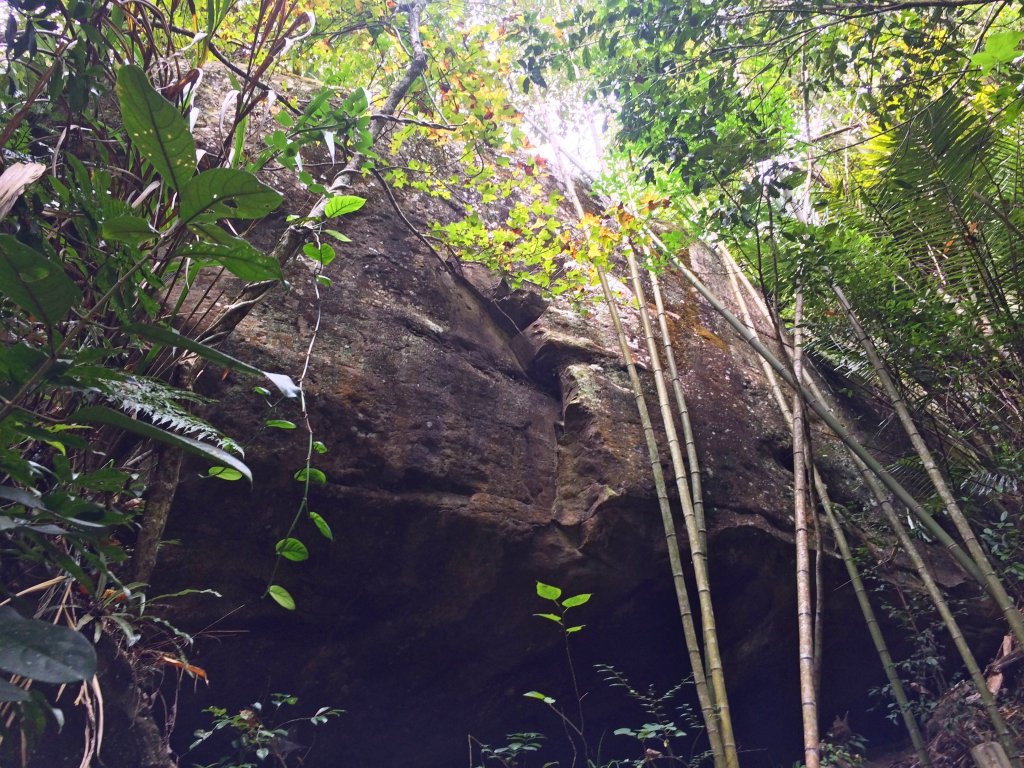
[{"xmin": 153, "ymin": 174, "xmax": 904, "ymax": 768}]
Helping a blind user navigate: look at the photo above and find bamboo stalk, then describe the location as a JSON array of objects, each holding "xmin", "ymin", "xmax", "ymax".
[
  {"xmin": 596, "ymin": 270, "xmax": 727, "ymax": 766},
  {"xmin": 648, "ymin": 264, "xmax": 709, "ymax": 555},
  {"xmin": 624, "ymin": 246, "xmax": 738, "ymax": 768},
  {"xmin": 720, "ymin": 245, "xmax": 930, "ymax": 767},
  {"xmin": 656, "ymin": 238, "xmax": 991, "ymax": 594},
  {"xmin": 553, "ymin": 165, "xmax": 726, "ymax": 765},
  {"xmin": 831, "ymin": 283, "xmax": 1024, "ymax": 649},
  {"xmin": 792, "ymin": 290, "xmax": 820, "ymax": 768}
]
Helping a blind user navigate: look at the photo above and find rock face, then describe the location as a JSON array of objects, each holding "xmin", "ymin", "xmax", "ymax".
[{"xmin": 155, "ymin": 182, "xmax": 898, "ymax": 768}]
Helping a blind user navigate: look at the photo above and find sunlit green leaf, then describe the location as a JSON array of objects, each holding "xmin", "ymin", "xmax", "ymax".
[
  {"xmin": 206, "ymin": 466, "xmax": 243, "ymax": 481},
  {"xmin": 535, "ymin": 581, "xmax": 561, "ymax": 600},
  {"xmin": 309, "ymin": 511, "xmax": 333, "ymax": 540},
  {"xmin": 294, "ymin": 467, "xmax": 327, "ymax": 484},
  {"xmin": 561, "ymin": 593, "xmax": 591, "ymax": 608},
  {"xmin": 267, "ymin": 585, "xmax": 295, "ymax": 610},
  {"xmin": 323, "ymin": 195, "xmax": 366, "ymax": 218},
  {"xmin": 275, "ymin": 537, "xmax": 309, "ymax": 562}
]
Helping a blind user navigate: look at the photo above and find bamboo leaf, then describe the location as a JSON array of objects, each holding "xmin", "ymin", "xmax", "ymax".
[
  {"xmin": 116, "ymin": 65, "xmax": 196, "ymax": 192},
  {"xmin": 125, "ymin": 323, "xmax": 298, "ymax": 400}
]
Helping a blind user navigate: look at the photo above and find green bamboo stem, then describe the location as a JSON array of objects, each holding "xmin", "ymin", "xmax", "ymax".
[
  {"xmin": 655, "ymin": 238, "xmax": 990, "ymax": 595},
  {"xmin": 551, "ymin": 165, "xmax": 726, "ymax": 765},
  {"xmin": 624, "ymin": 249, "xmax": 739, "ymax": 768},
  {"xmin": 792, "ymin": 290, "xmax": 821, "ymax": 768},
  {"xmin": 595, "ymin": 269, "xmax": 727, "ymax": 767},
  {"xmin": 832, "ymin": 283, "xmax": 1024, "ymax": 650},
  {"xmin": 861, "ymin": 461, "xmax": 1021, "ymax": 767},
  {"xmin": 722, "ymin": 247, "xmax": 932, "ymax": 766},
  {"xmin": 647, "ymin": 264, "xmax": 709, "ymax": 555}
]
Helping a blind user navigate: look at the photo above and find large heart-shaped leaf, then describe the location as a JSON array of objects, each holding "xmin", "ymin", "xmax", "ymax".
[
  {"xmin": 180, "ymin": 237, "xmax": 282, "ymax": 281},
  {"xmin": 0, "ymin": 606, "xmax": 96, "ymax": 683},
  {"xmin": 74, "ymin": 405, "xmax": 252, "ymax": 482},
  {"xmin": 0, "ymin": 235, "xmax": 80, "ymax": 326},
  {"xmin": 116, "ymin": 65, "xmax": 196, "ymax": 193},
  {"xmin": 179, "ymin": 168, "xmax": 283, "ymax": 224}
]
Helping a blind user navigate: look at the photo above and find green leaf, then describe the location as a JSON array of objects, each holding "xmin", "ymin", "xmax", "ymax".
[
  {"xmin": 343, "ymin": 87, "xmax": 368, "ymax": 116},
  {"xmin": 125, "ymin": 323, "xmax": 299, "ymax": 398},
  {"xmin": 535, "ymin": 581, "xmax": 561, "ymax": 600},
  {"xmin": 180, "ymin": 237, "xmax": 282, "ymax": 281},
  {"xmin": 275, "ymin": 537, "xmax": 309, "ymax": 562},
  {"xmin": 309, "ymin": 511, "xmax": 333, "ymax": 540},
  {"xmin": 971, "ymin": 30, "xmax": 1024, "ymax": 73},
  {"xmin": 302, "ymin": 243, "xmax": 336, "ymax": 266},
  {"xmin": 561, "ymin": 593, "xmax": 591, "ymax": 608},
  {"xmin": 0, "ymin": 606, "xmax": 96, "ymax": 683},
  {"xmin": 523, "ymin": 691, "xmax": 556, "ymax": 704},
  {"xmin": 267, "ymin": 585, "xmax": 295, "ymax": 610},
  {"xmin": 312, "ymin": 440, "xmax": 328, "ymax": 454},
  {"xmin": 102, "ymin": 215, "xmax": 158, "ymax": 245},
  {"xmin": 116, "ymin": 65, "xmax": 196, "ymax": 192},
  {"xmin": 566, "ymin": 625, "xmax": 585, "ymax": 634},
  {"xmin": 294, "ymin": 467, "xmax": 327, "ymax": 484},
  {"xmin": 206, "ymin": 466, "xmax": 243, "ymax": 480},
  {"xmin": 323, "ymin": 195, "xmax": 366, "ymax": 218},
  {"xmin": 74, "ymin": 405, "xmax": 252, "ymax": 483},
  {"xmin": 179, "ymin": 169, "xmax": 283, "ymax": 224},
  {"xmin": 265, "ymin": 419, "xmax": 296, "ymax": 429},
  {"xmin": 533, "ymin": 613, "xmax": 562, "ymax": 624},
  {"xmin": 0, "ymin": 678, "xmax": 29, "ymax": 701},
  {"xmin": 0, "ymin": 235, "xmax": 81, "ymax": 326},
  {"xmin": 324, "ymin": 228, "xmax": 352, "ymax": 244}
]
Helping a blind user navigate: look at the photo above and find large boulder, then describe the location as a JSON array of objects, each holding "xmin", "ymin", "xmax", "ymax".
[{"xmin": 154, "ymin": 182, "xmax": 908, "ymax": 768}]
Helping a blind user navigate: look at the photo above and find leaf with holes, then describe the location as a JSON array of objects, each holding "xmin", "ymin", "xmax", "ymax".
[
  {"xmin": 116, "ymin": 65, "xmax": 195, "ymax": 192},
  {"xmin": 179, "ymin": 168, "xmax": 283, "ymax": 224},
  {"xmin": 0, "ymin": 235, "xmax": 80, "ymax": 327},
  {"xmin": 0, "ymin": 607, "xmax": 96, "ymax": 683},
  {"xmin": 180, "ymin": 237, "xmax": 282, "ymax": 281}
]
